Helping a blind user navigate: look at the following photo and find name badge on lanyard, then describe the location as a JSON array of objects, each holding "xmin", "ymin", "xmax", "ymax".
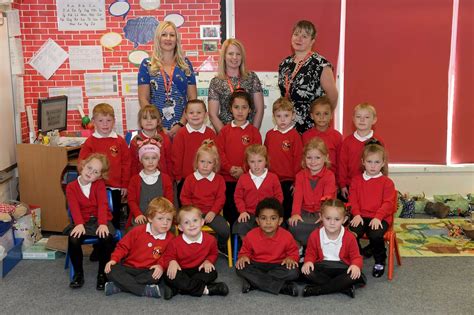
[{"xmin": 161, "ymin": 65, "xmax": 176, "ymax": 121}]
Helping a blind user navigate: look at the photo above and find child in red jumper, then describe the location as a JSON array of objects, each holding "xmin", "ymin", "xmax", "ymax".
[
  {"xmin": 264, "ymin": 97, "xmax": 302, "ymax": 221},
  {"xmin": 289, "ymin": 138, "xmax": 337, "ymax": 247},
  {"xmin": 180, "ymin": 140, "xmax": 229, "ymax": 252},
  {"xmin": 217, "ymin": 90, "xmax": 262, "ymax": 227},
  {"xmin": 302, "ymin": 96, "xmax": 342, "ymax": 184},
  {"xmin": 160, "ymin": 206, "xmax": 229, "ymax": 299},
  {"xmin": 79, "ymin": 103, "xmax": 131, "ymax": 229},
  {"xmin": 235, "ymin": 198, "xmax": 300, "ymax": 296},
  {"xmin": 349, "ymin": 143, "xmax": 395, "ymax": 278},
  {"xmin": 127, "ymin": 137, "xmax": 174, "ymax": 228},
  {"xmin": 302, "ymin": 199, "xmax": 366, "ymax": 298},
  {"xmin": 172, "ymin": 99, "xmax": 216, "ymax": 203},
  {"xmin": 233, "ymin": 144, "xmax": 283, "ymax": 238},
  {"xmin": 104, "ymin": 197, "xmax": 175, "ymax": 298},
  {"xmin": 129, "ymin": 105, "xmax": 172, "ymax": 177},
  {"xmin": 338, "ymin": 103, "xmax": 383, "ymax": 200},
  {"xmin": 65, "ymin": 154, "xmax": 115, "ymax": 290}
]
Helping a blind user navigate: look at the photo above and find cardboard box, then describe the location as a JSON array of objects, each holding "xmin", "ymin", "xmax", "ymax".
[
  {"xmin": 0, "ymin": 238, "xmax": 23, "ymax": 279},
  {"xmin": 13, "ymin": 206, "xmax": 42, "ymax": 249}
]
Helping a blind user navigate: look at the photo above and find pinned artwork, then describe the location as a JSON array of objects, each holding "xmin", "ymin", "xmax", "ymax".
[
  {"xmin": 128, "ymin": 50, "xmax": 149, "ymax": 67},
  {"xmin": 124, "ymin": 17, "xmax": 159, "ymax": 48},
  {"xmin": 202, "ymin": 41, "xmax": 218, "ymax": 53},
  {"xmin": 109, "ymin": 0, "xmax": 131, "ymax": 19},
  {"xmin": 140, "ymin": 0, "xmax": 160, "ymax": 10},
  {"xmin": 164, "ymin": 13, "xmax": 185, "ymax": 28},
  {"xmin": 200, "ymin": 25, "xmax": 220, "ymax": 40},
  {"xmin": 100, "ymin": 32, "xmax": 123, "ymax": 50}
]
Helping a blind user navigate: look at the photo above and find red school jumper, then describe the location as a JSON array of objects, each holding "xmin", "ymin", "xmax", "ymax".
[
  {"xmin": 264, "ymin": 127, "xmax": 303, "ymax": 181},
  {"xmin": 79, "ymin": 135, "xmax": 131, "ymax": 189},
  {"xmin": 234, "ymin": 172, "xmax": 283, "ymax": 215},
  {"xmin": 171, "ymin": 126, "xmax": 216, "ymax": 181},
  {"xmin": 180, "ymin": 172, "xmax": 226, "ymax": 215},
  {"xmin": 216, "ymin": 123, "xmax": 262, "ymax": 182},
  {"xmin": 111, "ymin": 225, "xmax": 174, "ymax": 269},
  {"xmin": 349, "ymin": 174, "xmax": 396, "ymax": 225},
  {"xmin": 292, "ymin": 167, "xmax": 337, "ymax": 216},
  {"xmin": 129, "ymin": 130, "xmax": 173, "ymax": 178},
  {"xmin": 238, "ymin": 227, "xmax": 299, "ymax": 264},
  {"xmin": 304, "ymin": 227, "xmax": 363, "ymax": 269}
]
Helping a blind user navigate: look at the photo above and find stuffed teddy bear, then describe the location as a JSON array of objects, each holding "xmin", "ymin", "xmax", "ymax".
[{"xmin": 0, "ymin": 202, "xmax": 29, "ymax": 222}]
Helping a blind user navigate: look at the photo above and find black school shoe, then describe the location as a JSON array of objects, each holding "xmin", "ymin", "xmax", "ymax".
[
  {"xmin": 372, "ymin": 264, "xmax": 385, "ymax": 278},
  {"xmin": 69, "ymin": 273, "xmax": 84, "ymax": 289},
  {"xmin": 241, "ymin": 278, "xmax": 253, "ymax": 294},
  {"xmin": 279, "ymin": 282, "xmax": 298, "ymax": 297},
  {"xmin": 96, "ymin": 273, "xmax": 107, "ymax": 290},
  {"xmin": 361, "ymin": 245, "xmax": 373, "ymax": 258},
  {"xmin": 342, "ymin": 285, "xmax": 356, "ymax": 298},
  {"xmin": 207, "ymin": 282, "xmax": 229, "ymax": 296},
  {"xmin": 302, "ymin": 284, "xmax": 321, "ymax": 297},
  {"xmin": 163, "ymin": 284, "xmax": 178, "ymax": 300}
]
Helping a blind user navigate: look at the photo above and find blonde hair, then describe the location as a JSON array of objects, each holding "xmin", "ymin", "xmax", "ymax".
[
  {"xmin": 78, "ymin": 153, "xmax": 109, "ymax": 180},
  {"xmin": 362, "ymin": 142, "xmax": 388, "ymax": 175},
  {"xmin": 92, "ymin": 103, "xmax": 115, "ymax": 118},
  {"xmin": 149, "ymin": 21, "xmax": 191, "ymax": 76},
  {"xmin": 320, "ymin": 199, "xmax": 347, "ymax": 217},
  {"xmin": 354, "ymin": 102, "xmax": 377, "ymax": 118},
  {"xmin": 177, "ymin": 205, "xmax": 202, "ymax": 224},
  {"xmin": 272, "ymin": 97, "xmax": 294, "ymax": 113},
  {"xmin": 145, "ymin": 197, "xmax": 176, "ymax": 220},
  {"xmin": 138, "ymin": 105, "xmax": 163, "ymax": 132},
  {"xmin": 217, "ymin": 38, "xmax": 249, "ymax": 80},
  {"xmin": 245, "ymin": 144, "xmax": 269, "ymax": 169},
  {"xmin": 302, "ymin": 138, "xmax": 330, "ymax": 169},
  {"xmin": 193, "ymin": 140, "xmax": 220, "ymax": 173}
]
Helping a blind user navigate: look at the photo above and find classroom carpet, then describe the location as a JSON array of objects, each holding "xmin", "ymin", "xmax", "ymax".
[{"xmin": 394, "ymin": 218, "xmax": 474, "ymax": 257}]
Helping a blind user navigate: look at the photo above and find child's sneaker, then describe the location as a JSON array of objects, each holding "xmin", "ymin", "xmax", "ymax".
[
  {"xmin": 143, "ymin": 284, "xmax": 161, "ymax": 298},
  {"xmin": 104, "ymin": 281, "xmax": 121, "ymax": 296},
  {"xmin": 342, "ymin": 285, "xmax": 355, "ymax": 298},
  {"xmin": 302, "ymin": 284, "xmax": 321, "ymax": 297}
]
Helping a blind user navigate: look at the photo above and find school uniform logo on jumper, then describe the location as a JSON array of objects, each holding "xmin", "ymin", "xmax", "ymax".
[
  {"xmin": 110, "ymin": 145, "xmax": 119, "ymax": 157},
  {"xmin": 241, "ymin": 135, "xmax": 251, "ymax": 145},
  {"xmin": 152, "ymin": 245, "xmax": 163, "ymax": 259},
  {"xmin": 282, "ymin": 140, "xmax": 291, "ymax": 152}
]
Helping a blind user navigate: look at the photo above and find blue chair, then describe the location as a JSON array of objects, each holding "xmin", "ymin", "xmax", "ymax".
[
  {"xmin": 233, "ymin": 234, "xmax": 239, "ymax": 266},
  {"xmin": 64, "ymin": 189, "xmax": 122, "ymax": 280},
  {"xmin": 124, "ymin": 130, "xmax": 139, "ymax": 146}
]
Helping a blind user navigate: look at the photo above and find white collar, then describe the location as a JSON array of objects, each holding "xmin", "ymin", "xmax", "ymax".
[
  {"xmin": 194, "ymin": 170, "xmax": 215, "ymax": 181},
  {"xmin": 273, "ymin": 124, "xmax": 294, "ymax": 134},
  {"xmin": 146, "ymin": 223, "xmax": 167, "ymax": 240},
  {"xmin": 250, "ymin": 169, "xmax": 268, "ymax": 181},
  {"xmin": 363, "ymin": 171, "xmax": 383, "ymax": 181},
  {"xmin": 186, "ymin": 123, "xmax": 206, "ymax": 134},
  {"xmin": 353, "ymin": 130, "xmax": 373, "ymax": 142},
  {"xmin": 231, "ymin": 120, "xmax": 249, "ymax": 129},
  {"xmin": 77, "ymin": 176, "xmax": 92, "ymax": 189},
  {"xmin": 92, "ymin": 131, "xmax": 118, "ymax": 138},
  {"xmin": 321, "ymin": 227, "xmax": 344, "ymax": 245},
  {"xmin": 139, "ymin": 169, "xmax": 160, "ymax": 180},
  {"xmin": 182, "ymin": 232, "xmax": 203, "ymax": 244}
]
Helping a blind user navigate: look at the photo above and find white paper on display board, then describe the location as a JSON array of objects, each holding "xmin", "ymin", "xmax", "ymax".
[
  {"xmin": 84, "ymin": 72, "xmax": 119, "ymax": 97},
  {"xmin": 9, "ymin": 37, "xmax": 24, "ymax": 75},
  {"xmin": 256, "ymin": 72, "xmax": 280, "ymax": 140},
  {"xmin": 88, "ymin": 98, "xmax": 124, "ymax": 135},
  {"xmin": 28, "ymin": 39, "xmax": 68, "ymax": 80},
  {"xmin": 57, "ymin": 0, "xmax": 106, "ymax": 31},
  {"xmin": 6, "ymin": 10, "xmax": 21, "ymax": 37},
  {"xmin": 49, "ymin": 87, "xmax": 84, "ymax": 110},
  {"xmin": 69, "ymin": 46, "xmax": 104, "ymax": 70},
  {"xmin": 196, "ymin": 72, "xmax": 216, "ymax": 107},
  {"xmin": 124, "ymin": 98, "xmax": 140, "ymax": 131},
  {"xmin": 121, "ymin": 72, "xmax": 138, "ymax": 96}
]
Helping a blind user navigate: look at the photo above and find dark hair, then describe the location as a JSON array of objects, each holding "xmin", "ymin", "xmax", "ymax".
[
  {"xmin": 255, "ymin": 197, "xmax": 284, "ymax": 218},
  {"xmin": 228, "ymin": 89, "xmax": 253, "ymax": 111},
  {"xmin": 310, "ymin": 95, "xmax": 332, "ymax": 113},
  {"xmin": 185, "ymin": 99, "xmax": 207, "ymax": 113}
]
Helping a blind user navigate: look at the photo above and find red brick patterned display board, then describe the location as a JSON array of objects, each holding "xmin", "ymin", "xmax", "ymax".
[{"xmin": 13, "ymin": 0, "xmax": 221, "ymax": 142}]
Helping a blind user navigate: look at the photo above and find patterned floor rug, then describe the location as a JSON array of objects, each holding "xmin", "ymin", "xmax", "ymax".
[{"xmin": 394, "ymin": 218, "xmax": 474, "ymax": 257}]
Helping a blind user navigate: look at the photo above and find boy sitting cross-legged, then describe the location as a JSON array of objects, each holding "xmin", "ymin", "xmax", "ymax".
[{"xmin": 235, "ymin": 198, "xmax": 300, "ymax": 297}]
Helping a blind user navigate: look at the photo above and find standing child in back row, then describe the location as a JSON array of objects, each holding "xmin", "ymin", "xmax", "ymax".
[
  {"xmin": 264, "ymin": 97, "xmax": 303, "ymax": 221},
  {"xmin": 338, "ymin": 103, "xmax": 383, "ymax": 200},
  {"xmin": 217, "ymin": 90, "xmax": 262, "ymax": 227},
  {"xmin": 79, "ymin": 103, "xmax": 131, "ymax": 229},
  {"xmin": 172, "ymin": 99, "xmax": 216, "ymax": 203},
  {"xmin": 302, "ymin": 96, "xmax": 342, "ymax": 184},
  {"xmin": 349, "ymin": 143, "xmax": 395, "ymax": 278}
]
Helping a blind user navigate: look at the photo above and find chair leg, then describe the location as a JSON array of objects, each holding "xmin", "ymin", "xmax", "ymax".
[
  {"xmin": 387, "ymin": 233, "xmax": 395, "ymax": 281},
  {"xmin": 394, "ymin": 234, "xmax": 402, "ymax": 266},
  {"xmin": 233, "ymin": 234, "xmax": 239, "ymax": 267},
  {"xmin": 227, "ymin": 236, "xmax": 233, "ymax": 268}
]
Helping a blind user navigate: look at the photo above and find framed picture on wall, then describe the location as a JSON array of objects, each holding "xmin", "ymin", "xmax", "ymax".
[
  {"xmin": 202, "ymin": 41, "xmax": 218, "ymax": 52},
  {"xmin": 200, "ymin": 25, "xmax": 220, "ymax": 40}
]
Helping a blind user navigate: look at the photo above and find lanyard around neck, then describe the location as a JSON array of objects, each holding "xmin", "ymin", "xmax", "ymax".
[
  {"xmin": 226, "ymin": 75, "xmax": 241, "ymax": 93},
  {"xmin": 160, "ymin": 64, "xmax": 176, "ymax": 98},
  {"xmin": 284, "ymin": 51, "xmax": 313, "ymax": 98}
]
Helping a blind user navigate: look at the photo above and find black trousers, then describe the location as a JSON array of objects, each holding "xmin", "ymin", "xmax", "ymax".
[
  {"xmin": 349, "ymin": 217, "xmax": 389, "ymax": 264},
  {"xmin": 68, "ymin": 233, "xmax": 114, "ymax": 275},
  {"xmin": 280, "ymin": 180, "xmax": 294, "ymax": 222},
  {"xmin": 110, "ymin": 189, "xmax": 122, "ymax": 230},
  {"xmin": 176, "ymin": 180, "xmax": 185, "ymax": 208},
  {"xmin": 165, "ymin": 267, "xmax": 218, "ymax": 297},
  {"xmin": 108, "ymin": 263, "xmax": 161, "ymax": 296},
  {"xmin": 236, "ymin": 261, "xmax": 299, "ymax": 295},
  {"xmin": 223, "ymin": 181, "xmax": 238, "ymax": 228},
  {"xmin": 304, "ymin": 260, "xmax": 366, "ymax": 294}
]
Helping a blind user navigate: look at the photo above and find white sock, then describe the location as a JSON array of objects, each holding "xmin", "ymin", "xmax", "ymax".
[{"xmin": 203, "ymin": 286, "xmax": 209, "ymax": 295}]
